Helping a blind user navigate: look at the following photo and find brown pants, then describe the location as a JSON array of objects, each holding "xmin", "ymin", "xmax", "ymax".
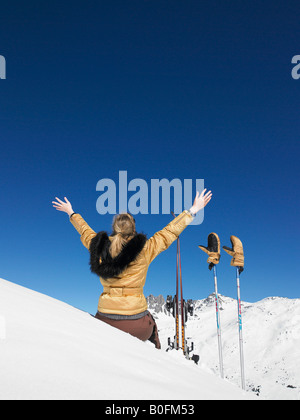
[{"xmin": 94, "ymin": 312, "xmax": 161, "ymax": 349}]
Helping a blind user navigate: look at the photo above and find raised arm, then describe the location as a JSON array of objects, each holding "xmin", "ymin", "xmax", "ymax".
[
  {"xmin": 145, "ymin": 189, "xmax": 212, "ymax": 264},
  {"xmin": 52, "ymin": 197, "xmax": 97, "ymax": 250}
]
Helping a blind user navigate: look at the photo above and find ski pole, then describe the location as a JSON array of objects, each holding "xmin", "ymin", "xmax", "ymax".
[
  {"xmin": 236, "ymin": 267, "xmax": 246, "ymax": 390},
  {"xmin": 212, "ymin": 265, "xmax": 224, "ymax": 379},
  {"xmin": 198, "ymin": 233, "xmax": 223, "ymax": 377},
  {"xmin": 223, "ymin": 236, "xmax": 246, "ymax": 390}
]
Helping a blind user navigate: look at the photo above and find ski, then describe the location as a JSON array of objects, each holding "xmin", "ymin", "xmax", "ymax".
[
  {"xmin": 178, "ymin": 237, "xmax": 186, "ymax": 357},
  {"xmin": 166, "ymin": 212, "xmax": 199, "ymax": 364},
  {"xmin": 175, "ymin": 238, "xmax": 180, "ymax": 350}
]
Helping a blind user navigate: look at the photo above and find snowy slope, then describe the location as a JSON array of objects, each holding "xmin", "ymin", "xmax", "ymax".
[
  {"xmin": 0, "ymin": 278, "xmax": 256, "ymax": 400},
  {"xmin": 153, "ymin": 294, "xmax": 300, "ymax": 400}
]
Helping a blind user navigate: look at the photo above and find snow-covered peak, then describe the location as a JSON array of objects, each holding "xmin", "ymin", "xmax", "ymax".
[{"xmin": 153, "ymin": 292, "xmax": 300, "ymax": 400}]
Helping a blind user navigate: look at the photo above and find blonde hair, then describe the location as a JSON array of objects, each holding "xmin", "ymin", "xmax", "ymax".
[{"xmin": 109, "ymin": 213, "xmax": 136, "ymax": 258}]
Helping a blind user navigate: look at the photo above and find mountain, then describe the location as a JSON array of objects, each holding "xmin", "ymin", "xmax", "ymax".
[
  {"xmin": 147, "ymin": 294, "xmax": 300, "ymax": 400},
  {"xmin": 0, "ymin": 278, "xmax": 256, "ymax": 401}
]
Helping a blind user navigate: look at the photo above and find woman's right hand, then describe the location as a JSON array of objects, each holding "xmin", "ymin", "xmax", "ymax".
[
  {"xmin": 52, "ymin": 197, "xmax": 74, "ymax": 216},
  {"xmin": 189, "ymin": 189, "xmax": 212, "ymax": 214}
]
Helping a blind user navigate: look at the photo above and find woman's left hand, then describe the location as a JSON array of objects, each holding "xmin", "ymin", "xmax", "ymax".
[{"xmin": 189, "ymin": 189, "xmax": 212, "ymax": 214}]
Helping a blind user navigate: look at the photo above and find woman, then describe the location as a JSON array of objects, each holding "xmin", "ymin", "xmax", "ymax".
[{"xmin": 52, "ymin": 189, "xmax": 212, "ymax": 349}]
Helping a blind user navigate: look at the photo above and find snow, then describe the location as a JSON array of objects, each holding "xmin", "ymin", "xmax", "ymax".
[
  {"xmin": 156, "ymin": 294, "xmax": 300, "ymax": 400},
  {"xmin": 0, "ymin": 278, "xmax": 256, "ymax": 400}
]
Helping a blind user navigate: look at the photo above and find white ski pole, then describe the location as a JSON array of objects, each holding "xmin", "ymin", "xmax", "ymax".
[
  {"xmin": 198, "ymin": 233, "xmax": 223, "ymax": 378},
  {"xmin": 236, "ymin": 267, "xmax": 246, "ymax": 390},
  {"xmin": 223, "ymin": 235, "xmax": 246, "ymax": 390},
  {"xmin": 213, "ymin": 265, "xmax": 224, "ymax": 379}
]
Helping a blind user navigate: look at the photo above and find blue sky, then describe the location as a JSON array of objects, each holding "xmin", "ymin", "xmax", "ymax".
[{"xmin": 0, "ymin": 1, "xmax": 299, "ymax": 314}]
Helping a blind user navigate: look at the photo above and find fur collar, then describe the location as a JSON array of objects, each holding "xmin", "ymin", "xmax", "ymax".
[{"xmin": 89, "ymin": 231, "xmax": 147, "ymax": 279}]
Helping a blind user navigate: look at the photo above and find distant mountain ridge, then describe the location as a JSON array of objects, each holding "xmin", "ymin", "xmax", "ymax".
[
  {"xmin": 146, "ymin": 293, "xmax": 233, "ymax": 315},
  {"xmin": 147, "ymin": 293, "xmax": 300, "ymax": 400}
]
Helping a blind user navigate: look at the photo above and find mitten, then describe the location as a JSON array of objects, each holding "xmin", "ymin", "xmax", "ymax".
[
  {"xmin": 223, "ymin": 235, "xmax": 244, "ymax": 273},
  {"xmin": 198, "ymin": 233, "xmax": 221, "ymax": 270}
]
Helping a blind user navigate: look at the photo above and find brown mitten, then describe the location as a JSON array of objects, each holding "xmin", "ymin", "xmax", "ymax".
[
  {"xmin": 223, "ymin": 235, "xmax": 244, "ymax": 273},
  {"xmin": 198, "ymin": 233, "xmax": 221, "ymax": 270}
]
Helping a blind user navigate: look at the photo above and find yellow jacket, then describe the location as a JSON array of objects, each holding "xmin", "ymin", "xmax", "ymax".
[{"xmin": 70, "ymin": 211, "xmax": 194, "ymax": 315}]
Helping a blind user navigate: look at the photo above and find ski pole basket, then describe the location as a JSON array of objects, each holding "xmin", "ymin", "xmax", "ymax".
[{"xmin": 191, "ymin": 354, "xmax": 200, "ymax": 365}]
